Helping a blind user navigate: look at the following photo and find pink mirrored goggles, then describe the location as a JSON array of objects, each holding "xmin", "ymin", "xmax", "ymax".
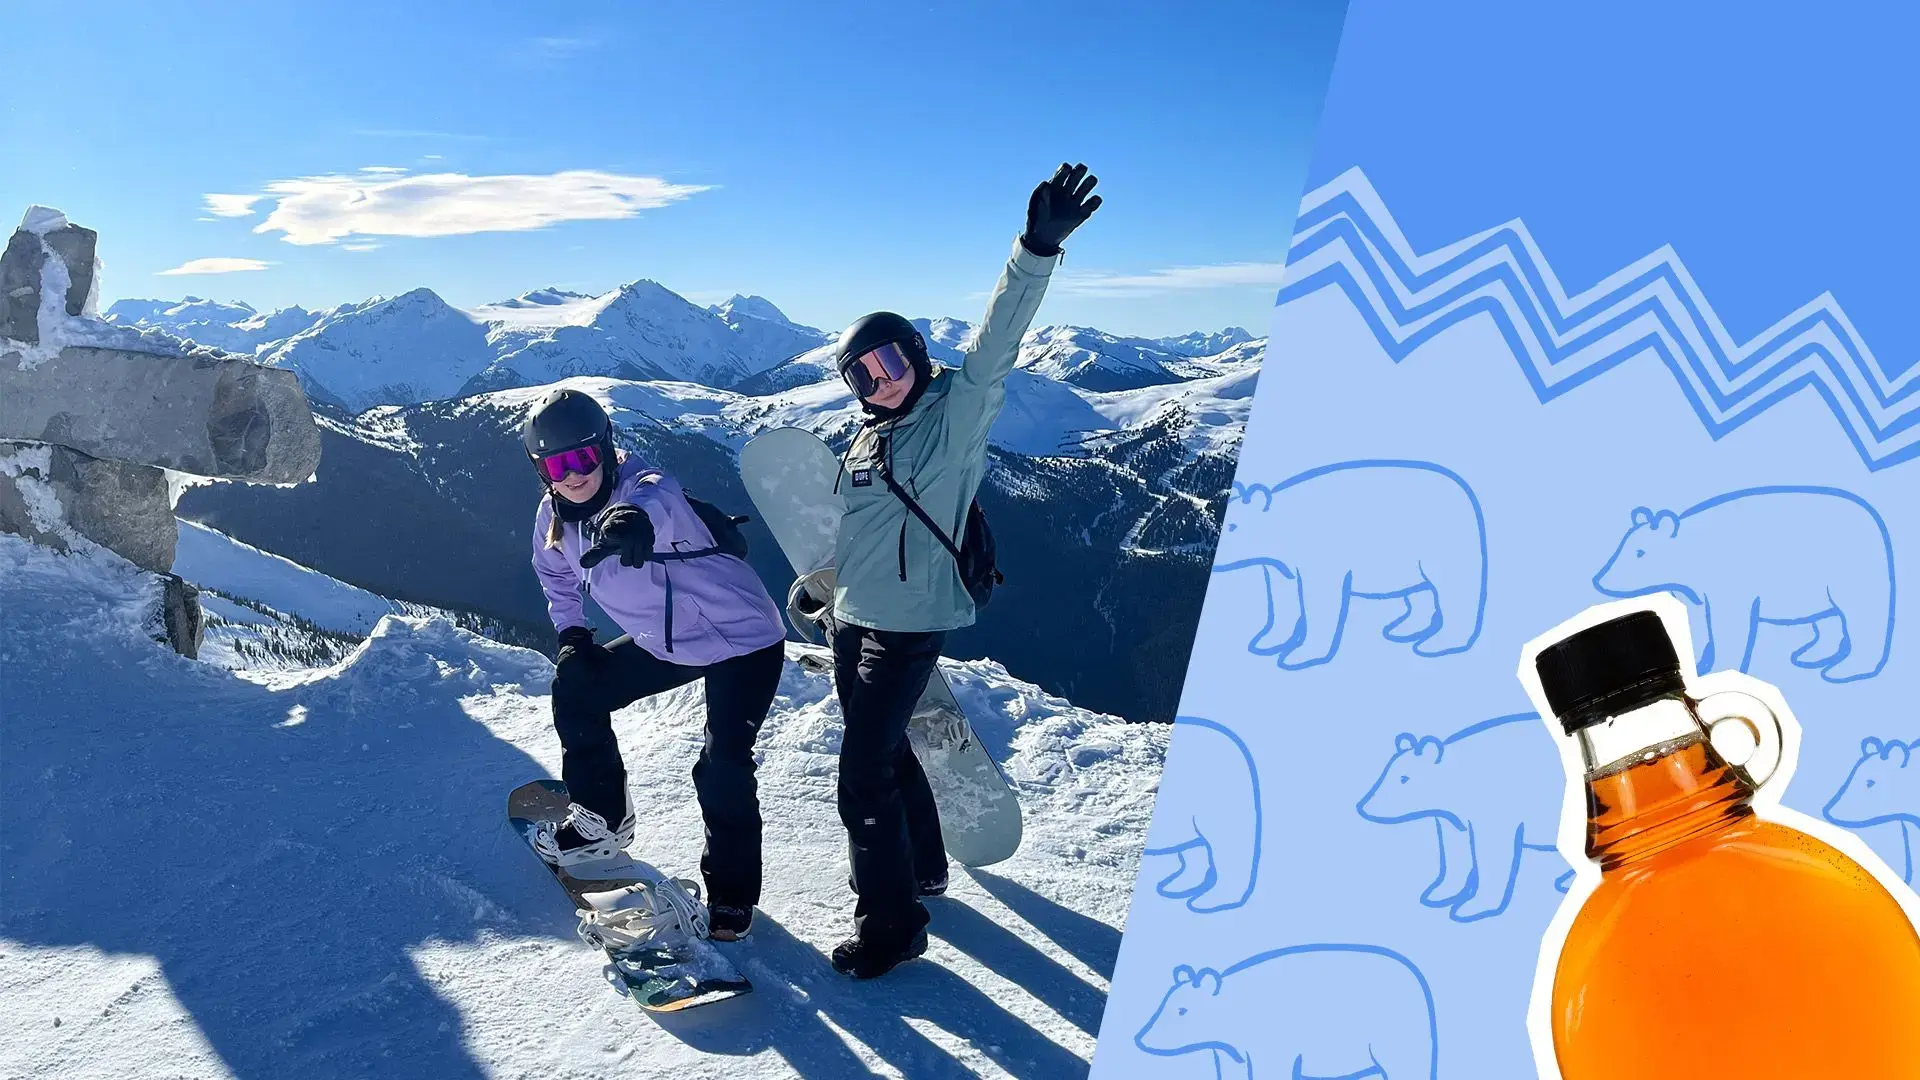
[{"xmin": 535, "ymin": 443, "xmax": 602, "ymax": 482}]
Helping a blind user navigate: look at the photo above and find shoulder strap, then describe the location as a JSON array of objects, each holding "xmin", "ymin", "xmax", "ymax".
[{"xmin": 878, "ymin": 460, "xmax": 964, "ymax": 563}]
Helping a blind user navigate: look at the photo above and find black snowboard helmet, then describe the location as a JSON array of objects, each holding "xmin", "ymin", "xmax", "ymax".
[
  {"xmin": 524, "ymin": 387, "xmax": 613, "ymax": 458},
  {"xmin": 835, "ymin": 311, "xmax": 933, "ymax": 416},
  {"xmin": 522, "ymin": 388, "xmax": 617, "ymax": 508}
]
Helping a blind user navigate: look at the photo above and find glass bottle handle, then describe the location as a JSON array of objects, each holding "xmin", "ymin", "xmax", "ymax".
[{"xmin": 1696, "ymin": 690, "xmax": 1784, "ymax": 790}]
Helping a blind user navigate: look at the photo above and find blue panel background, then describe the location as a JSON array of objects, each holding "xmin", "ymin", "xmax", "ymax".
[{"xmin": 1093, "ymin": 4, "xmax": 1919, "ymax": 1078}]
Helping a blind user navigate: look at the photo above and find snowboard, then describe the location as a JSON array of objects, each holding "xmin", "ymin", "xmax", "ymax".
[
  {"xmin": 739, "ymin": 426, "xmax": 1023, "ymax": 867},
  {"xmin": 507, "ymin": 779, "xmax": 752, "ymax": 1011}
]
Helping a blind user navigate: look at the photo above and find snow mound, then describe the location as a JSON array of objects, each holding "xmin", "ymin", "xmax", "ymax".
[
  {"xmin": 0, "ymin": 533, "xmax": 1166, "ymax": 1079},
  {"xmin": 304, "ymin": 612, "xmax": 554, "ymax": 700},
  {"xmin": 173, "ymin": 518, "xmax": 397, "ymax": 636}
]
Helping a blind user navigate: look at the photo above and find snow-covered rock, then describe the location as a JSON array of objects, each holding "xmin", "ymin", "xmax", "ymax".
[{"xmin": 2, "ymin": 207, "xmax": 179, "ymax": 364}]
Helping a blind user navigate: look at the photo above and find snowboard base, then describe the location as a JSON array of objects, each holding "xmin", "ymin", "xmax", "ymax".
[
  {"xmin": 508, "ymin": 779, "xmax": 751, "ymax": 1012},
  {"xmin": 742, "ymin": 426, "xmax": 1024, "ymax": 868},
  {"xmin": 787, "ymin": 568, "xmax": 1022, "ymax": 868}
]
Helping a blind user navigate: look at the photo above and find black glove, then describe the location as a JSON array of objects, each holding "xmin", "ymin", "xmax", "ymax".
[
  {"xmin": 555, "ymin": 625, "xmax": 606, "ymax": 671},
  {"xmin": 580, "ymin": 503, "xmax": 654, "ymax": 570},
  {"xmin": 1020, "ymin": 162, "xmax": 1102, "ymax": 258}
]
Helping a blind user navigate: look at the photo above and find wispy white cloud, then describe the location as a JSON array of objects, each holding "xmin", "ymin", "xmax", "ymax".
[
  {"xmin": 529, "ymin": 35, "xmax": 599, "ymax": 59},
  {"xmin": 350, "ymin": 128, "xmax": 494, "ymax": 142},
  {"xmin": 203, "ymin": 193, "xmax": 261, "ymax": 218},
  {"xmin": 1054, "ymin": 261, "xmax": 1292, "ymax": 297},
  {"xmin": 157, "ymin": 257, "xmax": 273, "ymax": 276},
  {"xmin": 359, "ymin": 165, "xmax": 407, "ymax": 175},
  {"xmin": 341, "ymin": 242, "xmax": 382, "ymax": 252},
  {"xmin": 212, "ymin": 168, "xmax": 710, "ymax": 246}
]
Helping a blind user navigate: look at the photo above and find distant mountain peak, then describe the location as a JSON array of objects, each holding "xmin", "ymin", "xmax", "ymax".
[
  {"xmin": 712, "ymin": 294, "xmax": 794, "ymax": 327},
  {"xmin": 390, "ymin": 286, "xmax": 452, "ymax": 308},
  {"xmin": 492, "ymin": 287, "xmax": 591, "ymax": 309}
]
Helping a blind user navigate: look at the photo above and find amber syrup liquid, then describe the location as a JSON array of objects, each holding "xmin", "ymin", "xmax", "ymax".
[{"xmin": 1551, "ymin": 735, "xmax": 1920, "ymax": 1079}]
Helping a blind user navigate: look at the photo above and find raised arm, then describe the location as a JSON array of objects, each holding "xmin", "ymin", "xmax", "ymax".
[{"xmin": 946, "ymin": 163, "xmax": 1102, "ymax": 444}]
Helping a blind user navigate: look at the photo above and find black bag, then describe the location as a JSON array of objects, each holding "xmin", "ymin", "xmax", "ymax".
[
  {"xmin": 682, "ymin": 495, "xmax": 751, "ymax": 560},
  {"xmin": 641, "ymin": 493, "xmax": 752, "ymax": 656},
  {"xmin": 879, "ymin": 469, "xmax": 1004, "ymax": 609}
]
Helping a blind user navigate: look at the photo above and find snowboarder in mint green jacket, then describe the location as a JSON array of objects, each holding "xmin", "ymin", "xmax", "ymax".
[{"xmin": 824, "ymin": 162, "xmax": 1102, "ymax": 979}]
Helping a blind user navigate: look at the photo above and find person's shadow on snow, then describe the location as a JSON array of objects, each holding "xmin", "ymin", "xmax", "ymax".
[
  {"xmin": 968, "ymin": 868, "xmax": 1123, "ymax": 981},
  {"xmin": 1, "ymin": 604, "xmax": 572, "ymax": 1080},
  {"xmin": 652, "ymin": 911, "xmax": 1094, "ymax": 1079}
]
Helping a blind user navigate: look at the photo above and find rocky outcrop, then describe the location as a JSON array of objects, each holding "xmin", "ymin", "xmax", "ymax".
[
  {"xmin": 0, "ymin": 345, "xmax": 321, "ymax": 483},
  {"xmin": 0, "ymin": 441, "xmax": 176, "ymax": 572},
  {"xmin": 0, "ymin": 206, "xmax": 322, "ymax": 658},
  {"xmin": 0, "ymin": 228, "xmax": 47, "ymax": 342}
]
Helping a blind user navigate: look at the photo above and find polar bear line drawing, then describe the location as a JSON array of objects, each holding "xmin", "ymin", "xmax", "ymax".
[
  {"xmin": 1214, "ymin": 460, "xmax": 1488, "ymax": 670},
  {"xmin": 1592, "ymin": 485, "xmax": 1894, "ymax": 683},
  {"xmin": 1357, "ymin": 713, "xmax": 1575, "ymax": 922},
  {"xmin": 1823, "ymin": 736, "xmax": 1919, "ymax": 885},
  {"xmin": 1142, "ymin": 716, "xmax": 1263, "ymax": 913},
  {"xmin": 1133, "ymin": 943, "xmax": 1439, "ymax": 1080}
]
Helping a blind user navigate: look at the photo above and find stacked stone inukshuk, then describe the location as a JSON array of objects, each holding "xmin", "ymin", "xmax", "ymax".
[{"xmin": 0, "ymin": 206, "xmax": 322, "ymax": 658}]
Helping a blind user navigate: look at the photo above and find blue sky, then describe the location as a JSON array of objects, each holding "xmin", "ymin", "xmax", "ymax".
[
  {"xmin": 1, "ymin": 0, "xmax": 1348, "ymax": 339},
  {"xmin": 1305, "ymin": 0, "xmax": 1917, "ymax": 378}
]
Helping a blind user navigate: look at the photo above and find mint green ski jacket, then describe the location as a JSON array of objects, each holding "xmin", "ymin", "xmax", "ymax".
[{"xmin": 831, "ymin": 236, "xmax": 1060, "ymax": 633}]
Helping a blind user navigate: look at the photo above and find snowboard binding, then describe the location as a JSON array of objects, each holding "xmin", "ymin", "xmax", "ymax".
[
  {"xmin": 785, "ymin": 567, "xmax": 837, "ymax": 644},
  {"xmin": 575, "ymin": 877, "xmax": 711, "ymax": 952}
]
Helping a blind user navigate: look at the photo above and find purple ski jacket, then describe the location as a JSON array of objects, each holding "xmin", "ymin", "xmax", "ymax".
[{"xmin": 532, "ymin": 454, "xmax": 786, "ymax": 666}]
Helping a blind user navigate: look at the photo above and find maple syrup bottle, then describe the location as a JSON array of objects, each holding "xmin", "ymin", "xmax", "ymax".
[{"xmin": 1535, "ymin": 610, "xmax": 1920, "ymax": 1080}]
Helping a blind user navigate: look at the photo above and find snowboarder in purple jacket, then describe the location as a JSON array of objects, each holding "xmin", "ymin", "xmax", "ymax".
[{"xmin": 524, "ymin": 387, "xmax": 785, "ymax": 941}]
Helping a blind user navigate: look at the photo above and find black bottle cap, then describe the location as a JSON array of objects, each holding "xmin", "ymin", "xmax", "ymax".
[{"xmin": 1535, "ymin": 610, "xmax": 1688, "ymax": 734}]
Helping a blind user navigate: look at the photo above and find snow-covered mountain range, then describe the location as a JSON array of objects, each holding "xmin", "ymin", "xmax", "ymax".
[
  {"xmin": 0, "ymin": 525, "xmax": 1166, "ymax": 1078},
  {"xmin": 106, "ymin": 282, "xmax": 1260, "ymax": 412},
  {"xmin": 132, "ymin": 278, "xmax": 1262, "ymax": 723}
]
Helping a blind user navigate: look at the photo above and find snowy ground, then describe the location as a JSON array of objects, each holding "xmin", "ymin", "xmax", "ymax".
[{"xmin": 0, "ymin": 534, "xmax": 1166, "ymax": 1079}]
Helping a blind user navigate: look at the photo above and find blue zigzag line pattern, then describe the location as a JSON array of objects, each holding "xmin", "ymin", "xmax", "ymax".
[{"xmin": 1274, "ymin": 167, "xmax": 1918, "ymax": 471}]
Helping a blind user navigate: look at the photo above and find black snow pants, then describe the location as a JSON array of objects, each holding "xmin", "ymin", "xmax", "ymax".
[
  {"xmin": 831, "ymin": 621, "xmax": 949, "ymax": 946},
  {"xmin": 550, "ymin": 635, "xmax": 785, "ymax": 910}
]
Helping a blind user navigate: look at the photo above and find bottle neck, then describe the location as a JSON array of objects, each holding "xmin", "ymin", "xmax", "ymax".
[{"xmin": 1576, "ymin": 695, "xmax": 1753, "ymax": 869}]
